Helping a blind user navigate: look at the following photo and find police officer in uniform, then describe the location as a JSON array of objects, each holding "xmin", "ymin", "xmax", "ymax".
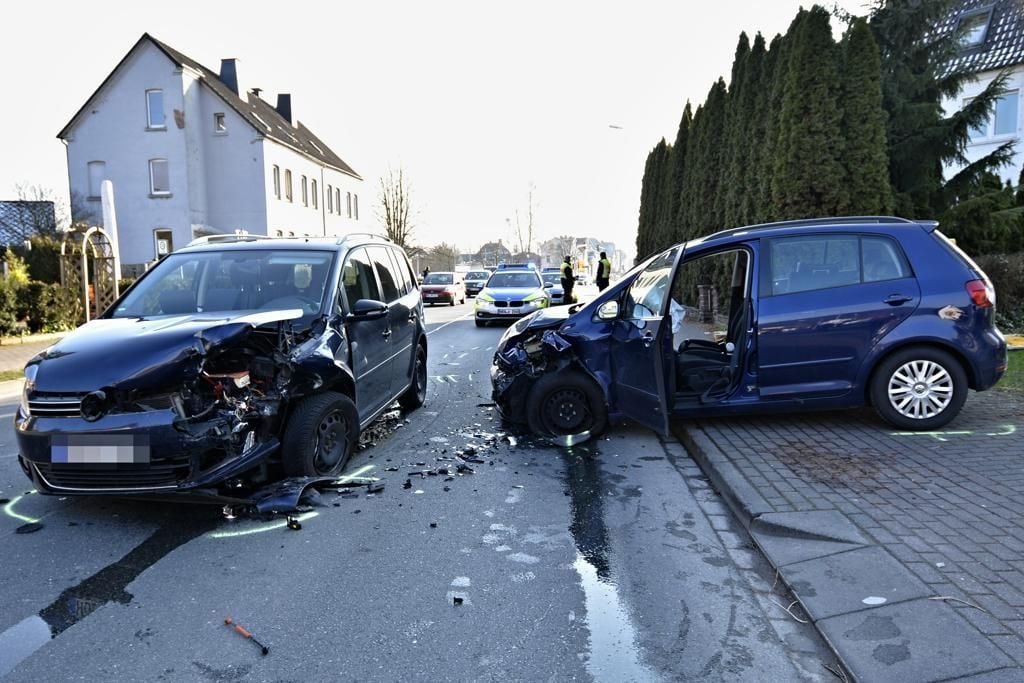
[
  {"xmin": 596, "ymin": 251, "xmax": 612, "ymax": 291},
  {"xmin": 560, "ymin": 256, "xmax": 574, "ymax": 304}
]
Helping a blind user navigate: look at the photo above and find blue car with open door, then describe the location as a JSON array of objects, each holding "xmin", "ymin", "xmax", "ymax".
[{"xmin": 491, "ymin": 216, "xmax": 1007, "ymax": 438}]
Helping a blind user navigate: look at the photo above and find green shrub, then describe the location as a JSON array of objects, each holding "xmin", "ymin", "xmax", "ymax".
[
  {"xmin": 0, "ymin": 279, "xmax": 21, "ymax": 336},
  {"xmin": 23, "ymin": 281, "xmax": 82, "ymax": 333},
  {"xmin": 20, "ymin": 236, "xmax": 63, "ymax": 284},
  {"xmin": 976, "ymin": 252, "xmax": 1024, "ymax": 332}
]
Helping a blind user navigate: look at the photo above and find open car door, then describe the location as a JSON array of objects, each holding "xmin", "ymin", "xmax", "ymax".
[{"xmin": 609, "ymin": 245, "xmax": 683, "ymax": 434}]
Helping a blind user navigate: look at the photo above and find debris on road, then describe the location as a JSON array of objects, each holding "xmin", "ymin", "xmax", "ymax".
[
  {"xmin": 286, "ymin": 517, "xmax": 302, "ymax": 531},
  {"xmin": 224, "ymin": 617, "xmax": 270, "ymax": 656},
  {"xmin": 15, "ymin": 522, "xmax": 43, "ymax": 534}
]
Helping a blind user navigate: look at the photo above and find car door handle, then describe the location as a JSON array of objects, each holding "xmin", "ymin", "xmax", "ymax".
[
  {"xmin": 641, "ymin": 331, "xmax": 654, "ymax": 348},
  {"xmin": 883, "ymin": 294, "xmax": 912, "ymax": 306}
]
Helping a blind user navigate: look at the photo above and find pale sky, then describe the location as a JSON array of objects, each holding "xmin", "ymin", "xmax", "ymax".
[{"xmin": 0, "ymin": 0, "xmax": 867, "ymax": 258}]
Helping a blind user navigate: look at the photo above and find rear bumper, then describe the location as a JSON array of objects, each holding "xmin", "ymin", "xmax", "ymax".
[
  {"xmin": 974, "ymin": 329, "xmax": 1008, "ymax": 390},
  {"xmin": 422, "ymin": 292, "xmax": 454, "ymax": 304}
]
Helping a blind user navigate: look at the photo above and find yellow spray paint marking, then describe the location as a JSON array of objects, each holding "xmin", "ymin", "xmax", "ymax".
[
  {"xmin": 3, "ymin": 495, "xmax": 40, "ymax": 525},
  {"xmin": 890, "ymin": 424, "xmax": 1016, "ymax": 442},
  {"xmin": 208, "ymin": 512, "xmax": 319, "ymax": 539},
  {"xmin": 335, "ymin": 464, "xmax": 376, "ymax": 482}
]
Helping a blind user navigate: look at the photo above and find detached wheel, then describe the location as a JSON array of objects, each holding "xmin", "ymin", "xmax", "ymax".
[
  {"xmin": 871, "ymin": 347, "xmax": 967, "ymax": 430},
  {"xmin": 282, "ymin": 391, "xmax": 359, "ymax": 477},
  {"xmin": 526, "ymin": 371, "xmax": 608, "ymax": 438},
  {"xmin": 398, "ymin": 344, "xmax": 427, "ymax": 410}
]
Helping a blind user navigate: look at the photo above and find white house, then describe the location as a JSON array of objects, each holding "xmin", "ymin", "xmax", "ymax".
[
  {"xmin": 942, "ymin": 1, "xmax": 1024, "ymax": 185},
  {"xmin": 58, "ymin": 33, "xmax": 364, "ymax": 271}
]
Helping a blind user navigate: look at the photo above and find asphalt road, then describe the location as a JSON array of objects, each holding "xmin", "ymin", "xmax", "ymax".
[{"xmin": 0, "ymin": 301, "xmax": 833, "ymax": 682}]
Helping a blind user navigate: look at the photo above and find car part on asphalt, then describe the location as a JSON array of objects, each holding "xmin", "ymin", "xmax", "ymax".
[{"xmin": 224, "ymin": 618, "xmax": 270, "ymax": 656}]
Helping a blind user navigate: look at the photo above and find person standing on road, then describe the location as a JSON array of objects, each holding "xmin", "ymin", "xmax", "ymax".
[
  {"xmin": 560, "ymin": 256, "xmax": 575, "ymax": 304},
  {"xmin": 596, "ymin": 251, "xmax": 612, "ymax": 291}
]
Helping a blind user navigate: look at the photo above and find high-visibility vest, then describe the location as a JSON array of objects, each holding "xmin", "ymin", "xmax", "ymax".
[
  {"xmin": 598, "ymin": 258, "xmax": 611, "ymax": 279},
  {"xmin": 560, "ymin": 262, "xmax": 571, "ymax": 278}
]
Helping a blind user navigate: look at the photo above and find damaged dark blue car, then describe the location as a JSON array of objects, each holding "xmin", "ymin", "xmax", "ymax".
[
  {"xmin": 492, "ymin": 217, "xmax": 1008, "ymax": 438},
  {"xmin": 16, "ymin": 234, "xmax": 427, "ymax": 497}
]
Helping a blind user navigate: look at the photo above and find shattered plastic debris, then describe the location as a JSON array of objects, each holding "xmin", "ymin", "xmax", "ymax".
[
  {"xmin": 403, "ymin": 479, "xmax": 413, "ymax": 490},
  {"xmin": 367, "ymin": 481, "xmax": 385, "ymax": 494},
  {"xmin": 286, "ymin": 517, "xmax": 302, "ymax": 531},
  {"xmin": 452, "ymin": 596, "xmax": 464, "ymax": 606}
]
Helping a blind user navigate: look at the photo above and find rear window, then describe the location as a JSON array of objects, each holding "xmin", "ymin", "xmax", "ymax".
[
  {"xmin": 423, "ymin": 273, "xmax": 454, "ymax": 285},
  {"xmin": 934, "ymin": 230, "xmax": 988, "ymax": 281},
  {"xmin": 467, "ymin": 271, "xmax": 490, "ymax": 280}
]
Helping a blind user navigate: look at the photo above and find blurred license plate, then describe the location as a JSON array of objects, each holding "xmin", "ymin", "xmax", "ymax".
[
  {"xmin": 499, "ymin": 308, "xmax": 520, "ymax": 315},
  {"xmin": 424, "ymin": 293, "xmax": 438, "ymax": 298},
  {"xmin": 51, "ymin": 434, "xmax": 150, "ymax": 464}
]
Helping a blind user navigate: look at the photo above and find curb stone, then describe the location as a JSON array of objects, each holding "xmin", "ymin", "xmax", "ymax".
[{"xmin": 671, "ymin": 418, "xmax": 1016, "ymax": 682}]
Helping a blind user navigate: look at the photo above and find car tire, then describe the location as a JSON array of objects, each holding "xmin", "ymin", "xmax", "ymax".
[
  {"xmin": 281, "ymin": 391, "xmax": 359, "ymax": 477},
  {"xmin": 870, "ymin": 346, "xmax": 968, "ymax": 431},
  {"xmin": 398, "ymin": 344, "xmax": 428, "ymax": 410},
  {"xmin": 449, "ymin": 298, "xmax": 455, "ymax": 307},
  {"xmin": 475, "ymin": 319, "xmax": 486, "ymax": 328},
  {"xmin": 526, "ymin": 371, "xmax": 608, "ymax": 438}
]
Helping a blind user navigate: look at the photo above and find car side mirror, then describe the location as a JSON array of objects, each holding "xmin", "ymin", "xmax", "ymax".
[
  {"xmin": 347, "ymin": 299, "xmax": 388, "ymax": 321},
  {"xmin": 543, "ymin": 283, "xmax": 554, "ymax": 289},
  {"xmin": 597, "ymin": 300, "xmax": 619, "ymax": 320}
]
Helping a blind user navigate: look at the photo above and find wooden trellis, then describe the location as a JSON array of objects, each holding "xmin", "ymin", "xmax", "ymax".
[{"xmin": 60, "ymin": 226, "xmax": 119, "ymax": 323}]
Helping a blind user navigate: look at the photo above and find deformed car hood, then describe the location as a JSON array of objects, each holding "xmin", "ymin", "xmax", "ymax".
[{"xmin": 29, "ymin": 310, "xmax": 303, "ymax": 394}]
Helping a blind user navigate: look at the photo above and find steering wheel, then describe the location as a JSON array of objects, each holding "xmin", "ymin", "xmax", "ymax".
[{"xmin": 259, "ymin": 295, "xmax": 318, "ymax": 313}]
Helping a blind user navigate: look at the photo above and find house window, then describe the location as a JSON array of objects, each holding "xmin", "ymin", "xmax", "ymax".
[
  {"xmin": 301, "ymin": 176, "xmax": 308, "ymax": 206},
  {"xmin": 335, "ymin": 188, "xmax": 341, "ymax": 215},
  {"xmin": 154, "ymin": 229, "xmax": 173, "ymax": 257},
  {"xmin": 354, "ymin": 194, "xmax": 359, "ymax": 220},
  {"xmin": 149, "ymin": 159, "xmax": 170, "ymax": 195},
  {"xmin": 346, "ymin": 192, "xmax": 352, "ymax": 218},
  {"xmin": 214, "ymin": 113, "xmax": 226, "ymax": 132},
  {"xmin": 994, "ymin": 91, "xmax": 1019, "ymax": 136},
  {"xmin": 327, "ymin": 185, "xmax": 333, "ymax": 213},
  {"xmin": 272, "ymin": 165, "xmax": 281, "ymax": 199},
  {"xmin": 958, "ymin": 9, "xmax": 992, "ymax": 49},
  {"xmin": 146, "ymin": 89, "xmax": 166, "ymax": 129},
  {"xmin": 311, "ymin": 179, "xmax": 318, "ymax": 209},
  {"xmin": 285, "ymin": 170, "xmax": 293, "ymax": 202},
  {"xmin": 87, "ymin": 161, "xmax": 106, "ymax": 199}
]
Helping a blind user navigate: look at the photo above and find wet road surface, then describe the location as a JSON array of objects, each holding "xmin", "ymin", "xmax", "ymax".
[{"xmin": 0, "ymin": 303, "xmax": 834, "ymax": 681}]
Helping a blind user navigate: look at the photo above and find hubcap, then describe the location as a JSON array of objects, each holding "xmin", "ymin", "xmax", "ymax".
[
  {"xmin": 314, "ymin": 409, "xmax": 348, "ymax": 473},
  {"xmin": 415, "ymin": 352, "xmax": 426, "ymax": 398},
  {"xmin": 887, "ymin": 360, "xmax": 953, "ymax": 420},
  {"xmin": 542, "ymin": 388, "xmax": 592, "ymax": 435}
]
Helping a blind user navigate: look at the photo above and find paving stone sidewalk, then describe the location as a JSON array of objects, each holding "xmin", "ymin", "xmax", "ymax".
[
  {"xmin": 674, "ymin": 387, "xmax": 1024, "ymax": 681},
  {"xmin": 0, "ymin": 338, "xmax": 59, "ymax": 372}
]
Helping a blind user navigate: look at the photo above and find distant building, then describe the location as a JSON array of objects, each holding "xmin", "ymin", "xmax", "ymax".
[
  {"xmin": 58, "ymin": 33, "xmax": 363, "ymax": 269},
  {"xmin": 474, "ymin": 240, "xmax": 511, "ymax": 267},
  {"xmin": 941, "ymin": 1, "xmax": 1024, "ymax": 184},
  {"xmin": 0, "ymin": 201, "xmax": 56, "ymax": 244}
]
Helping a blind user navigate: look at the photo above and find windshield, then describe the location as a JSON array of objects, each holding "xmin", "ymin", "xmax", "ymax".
[
  {"xmin": 467, "ymin": 271, "xmax": 490, "ymax": 280},
  {"xmin": 488, "ymin": 271, "xmax": 541, "ymax": 289},
  {"xmin": 541, "ymin": 273, "xmax": 561, "ymax": 285},
  {"xmin": 111, "ymin": 249, "xmax": 335, "ymax": 319},
  {"xmin": 423, "ymin": 273, "xmax": 454, "ymax": 285}
]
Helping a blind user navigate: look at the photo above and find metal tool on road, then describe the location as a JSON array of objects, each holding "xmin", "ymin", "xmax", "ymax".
[{"xmin": 224, "ymin": 617, "xmax": 269, "ymax": 655}]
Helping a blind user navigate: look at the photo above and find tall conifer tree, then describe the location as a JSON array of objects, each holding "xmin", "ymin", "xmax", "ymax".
[
  {"xmin": 840, "ymin": 17, "xmax": 894, "ymax": 215},
  {"xmin": 722, "ymin": 34, "xmax": 751, "ymax": 228}
]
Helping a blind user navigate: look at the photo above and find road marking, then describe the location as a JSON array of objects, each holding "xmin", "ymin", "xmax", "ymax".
[
  {"xmin": 3, "ymin": 495, "xmax": 39, "ymax": 524},
  {"xmin": 208, "ymin": 511, "xmax": 319, "ymax": 539},
  {"xmin": 426, "ymin": 312, "xmax": 474, "ymax": 336},
  {"xmin": 458, "ymin": 353, "xmax": 468, "ymax": 359},
  {"xmin": 0, "ymin": 412, "xmax": 15, "ymax": 420}
]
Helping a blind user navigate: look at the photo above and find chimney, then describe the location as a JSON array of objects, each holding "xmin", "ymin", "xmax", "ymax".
[
  {"xmin": 276, "ymin": 93, "xmax": 293, "ymax": 125},
  {"xmin": 219, "ymin": 58, "xmax": 244, "ymax": 97}
]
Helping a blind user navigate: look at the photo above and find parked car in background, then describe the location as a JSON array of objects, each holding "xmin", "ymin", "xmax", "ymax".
[
  {"xmin": 475, "ymin": 264, "xmax": 551, "ymax": 326},
  {"xmin": 464, "ymin": 270, "xmax": 492, "ymax": 297},
  {"xmin": 17, "ymin": 234, "xmax": 428, "ymax": 496},
  {"xmin": 421, "ymin": 272, "xmax": 466, "ymax": 306},
  {"xmin": 492, "ymin": 216, "xmax": 1007, "ymax": 438},
  {"xmin": 540, "ymin": 271, "xmax": 574, "ymax": 305},
  {"xmin": 575, "ymin": 272, "xmax": 590, "ymax": 286}
]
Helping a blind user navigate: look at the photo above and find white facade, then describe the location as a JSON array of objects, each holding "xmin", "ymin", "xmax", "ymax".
[
  {"xmin": 943, "ymin": 68, "xmax": 1024, "ymax": 185},
  {"xmin": 61, "ymin": 36, "xmax": 364, "ymax": 269}
]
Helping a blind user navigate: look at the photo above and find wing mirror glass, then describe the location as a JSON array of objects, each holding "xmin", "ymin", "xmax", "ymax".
[
  {"xmin": 347, "ymin": 299, "xmax": 388, "ymax": 321},
  {"xmin": 597, "ymin": 300, "xmax": 619, "ymax": 320}
]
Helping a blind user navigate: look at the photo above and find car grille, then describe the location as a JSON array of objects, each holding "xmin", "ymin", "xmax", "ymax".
[
  {"xmin": 28, "ymin": 393, "xmax": 84, "ymax": 418},
  {"xmin": 494, "ymin": 301, "xmax": 523, "ymax": 308},
  {"xmin": 34, "ymin": 455, "xmax": 191, "ymax": 491}
]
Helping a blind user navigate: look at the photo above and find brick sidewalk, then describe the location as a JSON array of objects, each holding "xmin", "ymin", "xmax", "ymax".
[
  {"xmin": 0, "ymin": 339, "xmax": 59, "ymax": 372},
  {"xmin": 676, "ymin": 388, "xmax": 1024, "ymax": 680}
]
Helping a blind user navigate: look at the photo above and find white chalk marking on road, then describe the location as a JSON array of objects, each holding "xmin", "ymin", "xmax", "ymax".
[
  {"xmin": 3, "ymin": 495, "xmax": 39, "ymax": 524},
  {"xmin": 208, "ymin": 511, "xmax": 319, "ymax": 539},
  {"xmin": 862, "ymin": 596, "xmax": 887, "ymax": 605},
  {"xmin": 426, "ymin": 312, "xmax": 474, "ymax": 337}
]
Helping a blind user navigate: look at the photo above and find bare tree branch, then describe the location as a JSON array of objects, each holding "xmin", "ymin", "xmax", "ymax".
[{"xmin": 377, "ymin": 166, "xmax": 415, "ymax": 247}]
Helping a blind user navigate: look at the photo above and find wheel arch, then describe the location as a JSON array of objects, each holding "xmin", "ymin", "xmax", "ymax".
[{"xmin": 863, "ymin": 339, "xmax": 976, "ymax": 405}]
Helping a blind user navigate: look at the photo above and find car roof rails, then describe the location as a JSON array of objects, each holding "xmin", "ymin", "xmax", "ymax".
[
  {"xmin": 708, "ymin": 216, "xmax": 920, "ymax": 241},
  {"xmin": 186, "ymin": 233, "xmax": 271, "ymax": 247},
  {"xmin": 336, "ymin": 232, "xmax": 393, "ymax": 245}
]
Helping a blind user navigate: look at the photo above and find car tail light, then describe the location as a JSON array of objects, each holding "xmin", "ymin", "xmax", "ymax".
[{"xmin": 965, "ymin": 279, "xmax": 994, "ymax": 308}]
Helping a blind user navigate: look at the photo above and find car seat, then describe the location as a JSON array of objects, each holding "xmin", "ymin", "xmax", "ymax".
[{"xmin": 158, "ymin": 289, "xmax": 197, "ymax": 315}]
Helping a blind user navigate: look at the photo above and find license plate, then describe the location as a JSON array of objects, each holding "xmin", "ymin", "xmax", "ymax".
[
  {"xmin": 424, "ymin": 293, "xmax": 438, "ymax": 298},
  {"xmin": 51, "ymin": 434, "xmax": 150, "ymax": 464},
  {"xmin": 499, "ymin": 308, "xmax": 520, "ymax": 315}
]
